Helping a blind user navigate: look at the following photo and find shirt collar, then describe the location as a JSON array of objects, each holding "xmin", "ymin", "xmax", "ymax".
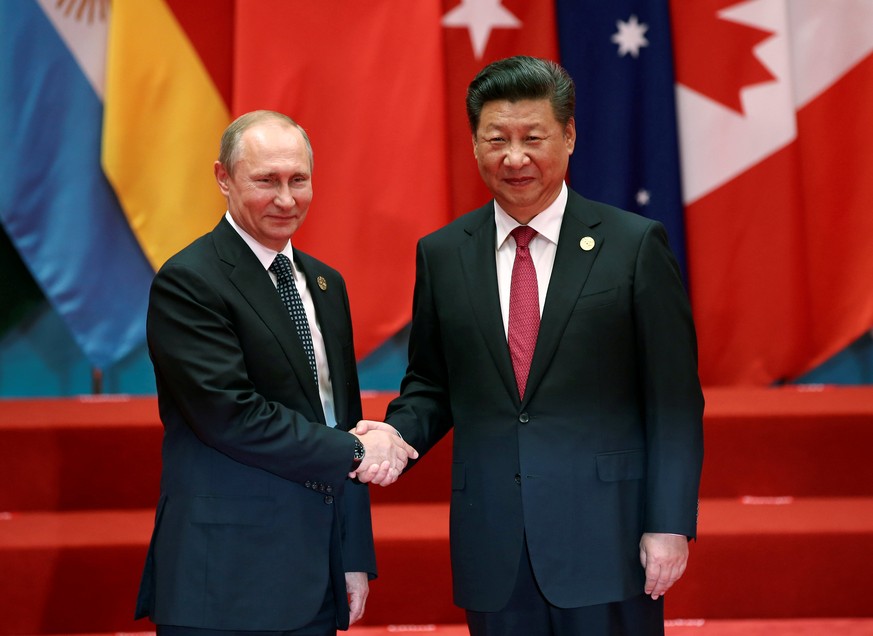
[
  {"xmin": 225, "ymin": 211, "xmax": 295, "ymax": 271},
  {"xmin": 494, "ymin": 182, "xmax": 567, "ymax": 249}
]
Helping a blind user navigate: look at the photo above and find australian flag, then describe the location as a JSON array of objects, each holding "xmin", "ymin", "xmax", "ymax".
[{"xmin": 556, "ymin": 1, "xmax": 688, "ymax": 284}]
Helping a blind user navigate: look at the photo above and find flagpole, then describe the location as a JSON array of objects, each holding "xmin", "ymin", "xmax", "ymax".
[{"xmin": 91, "ymin": 368, "xmax": 103, "ymax": 395}]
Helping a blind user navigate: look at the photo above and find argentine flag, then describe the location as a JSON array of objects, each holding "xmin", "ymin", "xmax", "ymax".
[{"xmin": 0, "ymin": 0, "xmax": 154, "ymax": 369}]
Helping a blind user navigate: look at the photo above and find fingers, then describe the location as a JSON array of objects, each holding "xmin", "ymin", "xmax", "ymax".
[
  {"xmin": 351, "ymin": 428, "xmax": 420, "ymax": 486},
  {"xmin": 345, "ymin": 572, "xmax": 368, "ymax": 625},
  {"xmin": 350, "ymin": 461, "xmax": 380, "ymax": 482},
  {"xmin": 355, "ymin": 460, "xmax": 392, "ymax": 485},
  {"xmin": 354, "ymin": 419, "xmax": 400, "ymax": 436},
  {"xmin": 639, "ymin": 532, "xmax": 689, "ymax": 600}
]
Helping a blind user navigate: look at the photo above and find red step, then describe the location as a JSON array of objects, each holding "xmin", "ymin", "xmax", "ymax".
[
  {"xmin": 3, "ymin": 498, "xmax": 873, "ymax": 634},
  {"xmin": 3, "ymin": 387, "xmax": 873, "ymax": 512}
]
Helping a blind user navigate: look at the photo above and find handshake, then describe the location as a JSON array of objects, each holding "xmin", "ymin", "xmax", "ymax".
[{"xmin": 349, "ymin": 420, "xmax": 419, "ymax": 486}]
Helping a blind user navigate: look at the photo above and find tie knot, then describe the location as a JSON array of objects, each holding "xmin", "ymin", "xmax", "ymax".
[
  {"xmin": 270, "ymin": 253, "xmax": 293, "ymax": 281},
  {"xmin": 511, "ymin": 225, "xmax": 537, "ymax": 249}
]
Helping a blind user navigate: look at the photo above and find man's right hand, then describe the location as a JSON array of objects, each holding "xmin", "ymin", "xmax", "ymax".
[{"xmin": 349, "ymin": 420, "xmax": 418, "ymax": 486}]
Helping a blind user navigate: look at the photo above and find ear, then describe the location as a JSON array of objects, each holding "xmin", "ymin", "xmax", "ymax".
[
  {"xmin": 472, "ymin": 134, "xmax": 479, "ymax": 160},
  {"xmin": 564, "ymin": 117, "xmax": 577, "ymax": 155},
  {"xmin": 214, "ymin": 161, "xmax": 230, "ymax": 196}
]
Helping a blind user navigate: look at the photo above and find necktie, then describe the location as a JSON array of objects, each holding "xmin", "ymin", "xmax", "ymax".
[
  {"xmin": 270, "ymin": 254, "xmax": 318, "ymax": 384},
  {"xmin": 508, "ymin": 226, "xmax": 540, "ymax": 399}
]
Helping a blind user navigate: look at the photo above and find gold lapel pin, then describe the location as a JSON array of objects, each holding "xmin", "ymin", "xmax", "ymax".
[
  {"xmin": 580, "ymin": 236, "xmax": 595, "ymax": 251},
  {"xmin": 317, "ymin": 276, "xmax": 328, "ymax": 291}
]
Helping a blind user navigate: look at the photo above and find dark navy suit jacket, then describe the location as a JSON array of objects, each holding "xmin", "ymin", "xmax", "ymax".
[
  {"xmin": 135, "ymin": 218, "xmax": 375, "ymax": 631},
  {"xmin": 386, "ymin": 189, "xmax": 704, "ymax": 611}
]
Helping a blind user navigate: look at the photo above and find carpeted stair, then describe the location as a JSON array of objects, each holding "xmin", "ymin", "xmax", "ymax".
[{"xmin": 2, "ymin": 386, "xmax": 873, "ymax": 634}]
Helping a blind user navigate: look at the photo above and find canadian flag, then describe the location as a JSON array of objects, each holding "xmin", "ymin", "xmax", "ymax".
[{"xmin": 672, "ymin": 0, "xmax": 873, "ymax": 385}]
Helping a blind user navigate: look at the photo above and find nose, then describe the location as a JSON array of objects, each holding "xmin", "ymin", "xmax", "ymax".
[
  {"xmin": 503, "ymin": 143, "xmax": 531, "ymax": 168},
  {"xmin": 274, "ymin": 183, "xmax": 295, "ymax": 209}
]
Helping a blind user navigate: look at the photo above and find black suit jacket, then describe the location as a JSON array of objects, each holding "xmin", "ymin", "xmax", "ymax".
[
  {"xmin": 386, "ymin": 189, "xmax": 704, "ymax": 611},
  {"xmin": 135, "ymin": 218, "xmax": 375, "ymax": 631}
]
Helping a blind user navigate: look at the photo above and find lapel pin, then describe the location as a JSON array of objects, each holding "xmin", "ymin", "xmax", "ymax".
[
  {"xmin": 580, "ymin": 236, "xmax": 595, "ymax": 251},
  {"xmin": 317, "ymin": 276, "xmax": 328, "ymax": 291}
]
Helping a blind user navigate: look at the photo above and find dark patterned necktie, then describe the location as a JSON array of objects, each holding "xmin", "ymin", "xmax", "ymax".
[
  {"xmin": 270, "ymin": 254, "xmax": 318, "ymax": 383},
  {"xmin": 508, "ymin": 226, "xmax": 539, "ymax": 399}
]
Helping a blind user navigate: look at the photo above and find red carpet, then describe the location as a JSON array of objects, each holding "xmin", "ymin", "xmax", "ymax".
[
  {"xmin": 2, "ymin": 386, "xmax": 873, "ymax": 634},
  {"xmin": 39, "ymin": 620, "xmax": 873, "ymax": 635}
]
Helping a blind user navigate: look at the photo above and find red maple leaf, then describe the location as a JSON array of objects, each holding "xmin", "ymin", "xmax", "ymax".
[{"xmin": 670, "ymin": 0, "xmax": 776, "ymax": 114}]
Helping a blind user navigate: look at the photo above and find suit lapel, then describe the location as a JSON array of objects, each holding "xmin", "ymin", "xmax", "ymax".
[
  {"xmin": 524, "ymin": 191, "xmax": 603, "ymax": 407},
  {"xmin": 212, "ymin": 220, "xmax": 325, "ymax": 420},
  {"xmin": 458, "ymin": 205, "xmax": 519, "ymax": 405}
]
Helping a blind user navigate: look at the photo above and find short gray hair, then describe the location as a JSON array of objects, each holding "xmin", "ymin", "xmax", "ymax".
[{"xmin": 218, "ymin": 110, "xmax": 313, "ymax": 175}]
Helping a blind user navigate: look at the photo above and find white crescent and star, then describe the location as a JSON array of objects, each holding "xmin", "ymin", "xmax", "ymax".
[{"xmin": 442, "ymin": 0, "xmax": 521, "ymax": 59}]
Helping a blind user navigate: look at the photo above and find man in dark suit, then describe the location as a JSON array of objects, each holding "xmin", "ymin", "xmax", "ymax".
[
  {"xmin": 135, "ymin": 110, "xmax": 417, "ymax": 635},
  {"xmin": 358, "ymin": 57, "xmax": 704, "ymax": 635}
]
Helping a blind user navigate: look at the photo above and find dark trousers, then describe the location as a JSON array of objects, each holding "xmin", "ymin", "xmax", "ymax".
[
  {"xmin": 156, "ymin": 584, "xmax": 337, "ymax": 636},
  {"xmin": 466, "ymin": 541, "xmax": 664, "ymax": 636}
]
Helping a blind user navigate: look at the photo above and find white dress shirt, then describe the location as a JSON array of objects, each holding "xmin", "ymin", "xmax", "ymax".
[
  {"xmin": 494, "ymin": 182, "xmax": 568, "ymax": 339},
  {"xmin": 225, "ymin": 211, "xmax": 337, "ymax": 427}
]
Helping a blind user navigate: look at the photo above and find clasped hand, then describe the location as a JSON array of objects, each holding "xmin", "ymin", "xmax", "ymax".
[{"xmin": 349, "ymin": 420, "xmax": 419, "ymax": 486}]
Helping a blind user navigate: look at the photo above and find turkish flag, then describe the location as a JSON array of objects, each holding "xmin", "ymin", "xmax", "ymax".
[
  {"xmin": 441, "ymin": 0, "xmax": 559, "ymax": 218},
  {"xmin": 672, "ymin": 0, "xmax": 873, "ymax": 385},
  {"xmin": 233, "ymin": 0, "xmax": 558, "ymax": 359}
]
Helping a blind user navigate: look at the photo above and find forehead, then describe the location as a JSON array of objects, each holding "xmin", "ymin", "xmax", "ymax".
[
  {"xmin": 477, "ymin": 98, "xmax": 559, "ymax": 132},
  {"xmin": 238, "ymin": 121, "xmax": 309, "ymax": 168}
]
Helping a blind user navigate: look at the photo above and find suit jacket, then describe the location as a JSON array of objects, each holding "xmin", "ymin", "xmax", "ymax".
[
  {"xmin": 135, "ymin": 218, "xmax": 376, "ymax": 631},
  {"xmin": 386, "ymin": 188, "xmax": 704, "ymax": 612}
]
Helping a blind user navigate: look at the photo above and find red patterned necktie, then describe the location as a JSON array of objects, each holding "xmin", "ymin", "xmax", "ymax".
[{"xmin": 508, "ymin": 226, "xmax": 539, "ymax": 399}]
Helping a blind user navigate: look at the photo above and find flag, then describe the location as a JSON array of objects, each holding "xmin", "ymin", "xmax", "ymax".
[
  {"xmin": 555, "ymin": 0, "xmax": 688, "ymax": 281},
  {"xmin": 0, "ymin": 0, "xmax": 154, "ymax": 370},
  {"xmin": 232, "ymin": 0, "xmax": 455, "ymax": 359},
  {"xmin": 102, "ymin": 0, "xmax": 232, "ymax": 271},
  {"xmin": 233, "ymin": 0, "xmax": 560, "ymax": 362},
  {"xmin": 354, "ymin": 0, "xmax": 559, "ymax": 384},
  {"xmin": 441, "ymin": 0, "xmax": 560, "ymax": 219},
  {"xmin": 672, "ymin": 0, "xmax": 873, "ymax": 385}
]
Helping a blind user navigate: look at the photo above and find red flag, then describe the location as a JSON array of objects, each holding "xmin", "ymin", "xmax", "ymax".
[
  {"xmin": 233, "ymin": 0, "xmax": 452, "ymax": 358},
  {"xmin": 233, "ymin": 0, "xmax": 557, "ymax": 359},
  {"xmin": 672, "ymin": 1, "xmax": 873, "ymax": 385},
  {"xmin": 441, "ymin": 0, "xmax": 559, "ymax": 217}
]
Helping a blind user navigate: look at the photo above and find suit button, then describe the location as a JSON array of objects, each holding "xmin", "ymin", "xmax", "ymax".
[
  {"xmin": 324, "ymin": 495, "xmax": 334, "ymax": 505},
  {"xmin": 326, "ymin": 485, "xmax": 333, "ymax": 494},
  {"xmin": 305, "ymin": 481, "xmax": 312, "ymax": 489},
  {"xmin": 514, "ymin": 474, "xmax": 521, "ymax": 485},
  {"xmin": 519, "ymin": 413, "xmax": 530, "ymax": 424}
]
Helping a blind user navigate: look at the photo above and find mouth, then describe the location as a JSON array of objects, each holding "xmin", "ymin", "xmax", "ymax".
[{"xmin": 503, "ymin": 177, "xmax": 535, "ymax": 187}]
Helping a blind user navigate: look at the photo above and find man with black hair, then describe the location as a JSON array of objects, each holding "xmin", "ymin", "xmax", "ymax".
[{"xmin": 360, "ymin": 56, "xmax": 704, "ymax": 635}]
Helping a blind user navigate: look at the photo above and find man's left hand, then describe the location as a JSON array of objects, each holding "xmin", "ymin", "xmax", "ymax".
[
  {"xmin": 345, "ymin": 571, "xmax": 369, "ymax": 625},
  {"xmin": 639, "ymin": 532, "xmax": 689, "ymax": 600}
]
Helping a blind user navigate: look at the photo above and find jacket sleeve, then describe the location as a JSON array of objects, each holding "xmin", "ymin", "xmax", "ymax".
[
  {"xmin": 633, "ymin": 221, "xmax": 705, "ymax": 539},
  {"xmin": 385, "ymin": 239, "xmax": 454, "ymax": 458},
  {"xmin": 148, "ymin": 259, "xmax": 358, "ymax": 491}
]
